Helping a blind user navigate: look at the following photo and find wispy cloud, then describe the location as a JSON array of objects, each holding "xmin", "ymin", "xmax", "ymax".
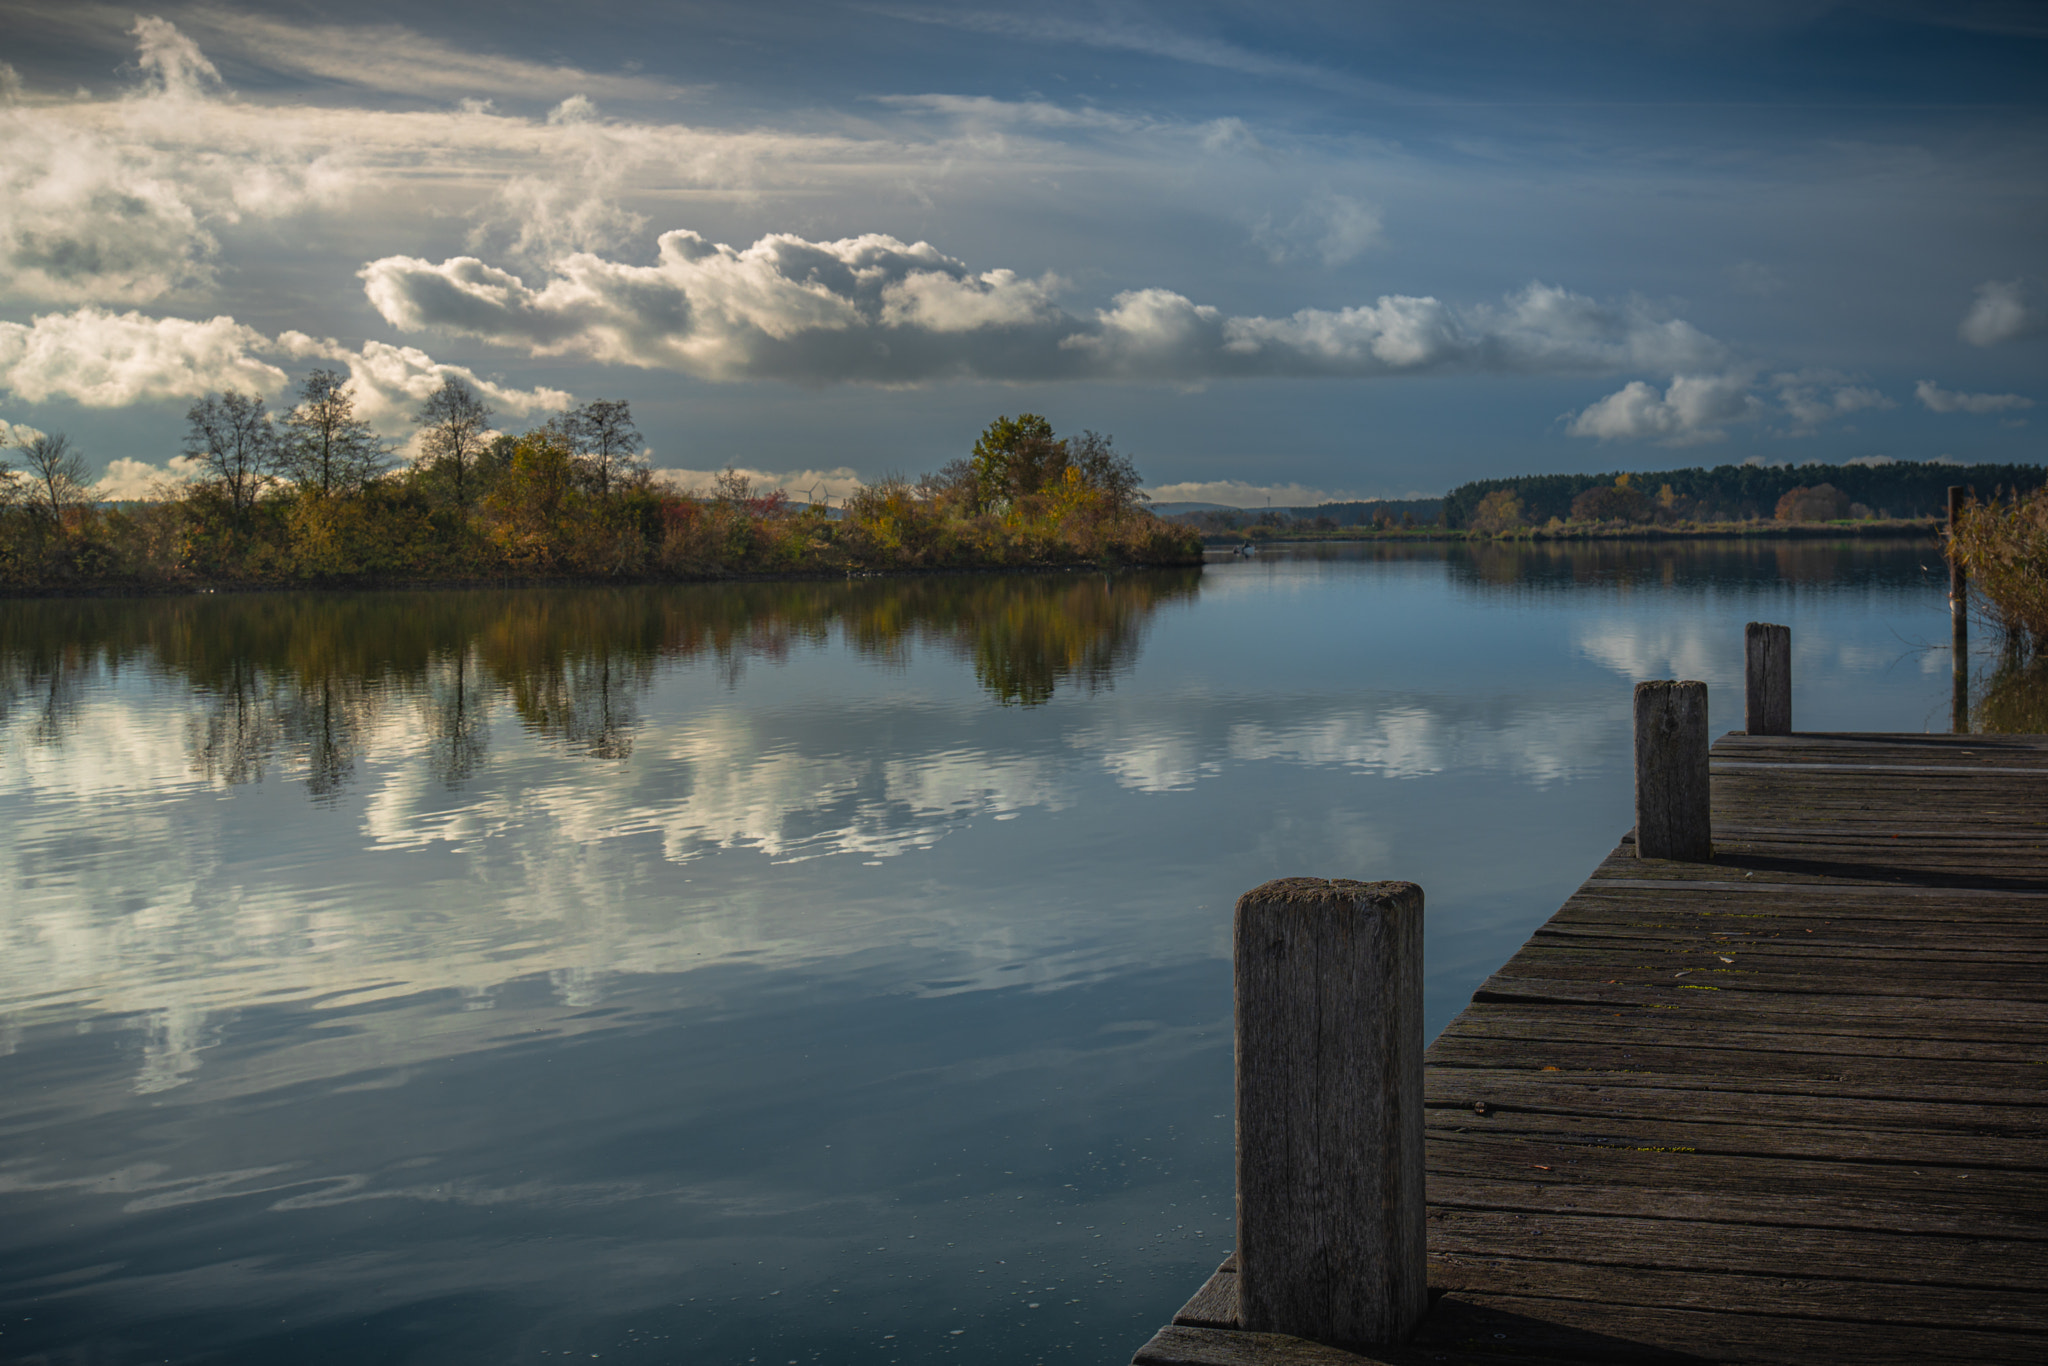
[
  {"xmin": 1251, "ymin": 190, "xmax": 1384, "ymax": 267},
  {"xmin": 1145, "ymin": 479, "xmax": 1364, "ymax": 508},
  {"xmin": 869, "ymin": 5, "xmax": 1411, "ymax": 100},
  {"xmin": 1914, "ymin": 378, "xmax": 2034, "ymax": 414},
  {"xmin": 178, "ymin": 5, "xmax": 698, "ymax": 105}
]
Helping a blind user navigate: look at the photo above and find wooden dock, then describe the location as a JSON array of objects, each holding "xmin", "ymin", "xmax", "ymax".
[{"xmin": 1134, "ymin": 730, "xmax": 2048, "ymax": 1365}]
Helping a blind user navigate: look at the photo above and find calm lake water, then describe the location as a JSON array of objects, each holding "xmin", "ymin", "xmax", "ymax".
[{"xmin": 0, "ymin": 540, "xmax": 1979, "ymax": 1364}]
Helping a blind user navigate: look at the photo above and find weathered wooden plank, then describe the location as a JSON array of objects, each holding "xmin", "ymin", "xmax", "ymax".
[
  {"xmin": 1493, "ymin": 944, "xmax": 2048, "ymax": 984},
  {"xmin": 1425, "ymin": 1036, "xmax": 2046, "ymax": 1096},
  {"xmin": 1530, "ymin": 920, "xmax": 2048, "ymax": 953},
  {"xmin": 1425, "ymin": 1073, "xmax": 2048, "ymax": 1137},
  {"xmin": 1415, "ymin": 1290, "xmax": 2048, "ymax": 1364},
  {"xmin": 1424, "ymin": 1107, "xmax": 2048, "ymax": 1168},
  {"xmin": 1712, "ymin": 759, "xmax": 2048, "ymax": 776},
  {"xmin": 1468, "ymin": 975, "xmax": 2048, "ymax": 1022},
  {"xmin": 1429, "ymin": 1254, "xmax": 2048, "ymax": 1332},
  {"xmin": 1174, "ymin": 1264, "xmax": 1241, "ymax": 1329},
  {"xmin": 1431, "ymin": 1008, "xmax": 2048, "ymax": 1058},
  {"xmin": 1426, "ymin": 1208, "xmax": 2048, "ymax": 1289},
  {"xmin": 1425, "ymin": 1166, "xmax": 2048, "ymax": 1241},
  {"xmin": 1132, "ymin": 1324, "xmax": 1412, "ymax": 1366},
  {"xmin": 1582, "ymin": 873, "xmax": 2048, "ymax": 903}
]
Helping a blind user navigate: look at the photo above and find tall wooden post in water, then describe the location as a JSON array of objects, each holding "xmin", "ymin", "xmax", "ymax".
[
  {"xmin": 1233, "ymin": 877, "xmax": 1426, "ymax": 1350},
  {"xmin": 1744, "ymin": 623, "xmax": 1791, "ymax": 736},
  {"xmin": 1950, "ymin": 486, "xmax": 1969, "ymax": 734},
  {"xmin": 1635, "ymin": 680, "xmax": 1711, "ymax": 860}
]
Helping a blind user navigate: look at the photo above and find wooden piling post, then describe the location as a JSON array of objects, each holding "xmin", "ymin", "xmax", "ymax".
[
  {"xmin": 1635, "ymin": 680, "xmax": 1711, "ymax": 860},
  {"xmin": 1950, "ymin": 486, "xmax": 1969, "ymax": 735},
  {"xmin": 1744, "ymin": 622, "xmax": 1791, "ymax": 736},
  {"xmin": 1233, "ymin": 877, "xmax": 1426, "ymax": 1351}
]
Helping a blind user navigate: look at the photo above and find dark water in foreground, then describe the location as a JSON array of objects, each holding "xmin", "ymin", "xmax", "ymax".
[{"xmin": 0, "ymin": 540, "xmax": 1994, "ymax": 1364}]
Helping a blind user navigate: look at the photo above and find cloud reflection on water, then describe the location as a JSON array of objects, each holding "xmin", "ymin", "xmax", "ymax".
[{"xmin": 0, "ymin": 544, "xmax": 1958, "ymax": 1103}]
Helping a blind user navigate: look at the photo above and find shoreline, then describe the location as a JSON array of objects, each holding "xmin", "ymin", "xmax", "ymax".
[
  {"xmin": 0, "ymin": 556, "xmax": 1207, "ymax": 602},
  {"xmin": 1199, "ymin": 518, "xmax": 1942, "ymax": 547}
]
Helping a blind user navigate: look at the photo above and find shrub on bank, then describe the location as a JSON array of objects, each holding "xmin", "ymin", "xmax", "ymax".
[
  {"xmin": 1951, "ymin": 486, "xmax": 2048, "ymax": 648},
  {"xmin": 1, "ymin": 404, "xmax": 1199, "ymax": 591}
]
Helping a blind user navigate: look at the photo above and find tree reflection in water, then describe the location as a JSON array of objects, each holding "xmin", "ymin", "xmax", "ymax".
[
  {"xmin": 1451, "ymin": 535, "xmax": 1953, "ymax": 593},
  {"xmin": 0, "ymin": 570, "xmax": 1201, "ymax": 792},
  {"xmin": 1975, "ymin": 650, "xmax": 2048, "ymax": 734}
]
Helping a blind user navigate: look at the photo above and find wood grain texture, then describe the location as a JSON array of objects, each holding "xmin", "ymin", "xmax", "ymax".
[
  {"xmin": 1634, "ymin": 681, "xmax": 1712, "ymax": 860},
  {"xmin": 1134, "ymin": 732, "xmax": 2048, "ymax": 1365},
  {"xmin": 1174, "ymin": 1263, "xmax": 1241, "ymax": 1329},
  {"xmin": 1234, "ymin": 878, "xmax": 1427, "ymax": 1349},
  {"xmin": 1744, "ymin": 622, "xmax": 1791, "ymax": 735}
]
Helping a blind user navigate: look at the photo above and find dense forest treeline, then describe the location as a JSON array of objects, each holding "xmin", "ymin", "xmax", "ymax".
[
  {"xmin": 0, "ymin": 377, "xmax": 1200, "ymax": 592},
  {"xmin": 1442, "ymin": 460, "xmax": 2046, "ymax": 530}
]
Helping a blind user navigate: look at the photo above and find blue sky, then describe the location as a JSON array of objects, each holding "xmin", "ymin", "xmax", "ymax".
[{"xmin": 0, "ymin": 1, "xmax": 2041, "ymax": 503}]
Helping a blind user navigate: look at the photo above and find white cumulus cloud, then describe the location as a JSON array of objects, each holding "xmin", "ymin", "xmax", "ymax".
[
  {"xmin": 1566, "ymin": 372, "xmax": 1764, "ymax": 445},
  {"xmin": 1, "ymin": 416, "xmax": 47, "ymax": 448},
  {"xmin": 1959, "ymin": 279, "xmax": 2040, "ymax": 347},
  {"xmin": 276, "ymin": 333, "xmax": 571, "ymax": 432},
  {"xmin": 1913, "ymin": 379, "xmax": 2035, "ymax": 415},
  {"xmin": 1571, "ymin": 370, "xmax": 1902, "ymax": 444},
  {"xmin": 362, "ymin": 229, "xmax": 1729, "ymax": 386},
  {"xmin": 94, "ymin": 455, "xmax": 205, "ymax": 501},
  {"xmin": 0, "ymin": 308, "xmax": 287, "ymax": 405},
  {"xmin": 0, "ymin": 309, "xmax": 569, "ymax": 430},
  {"xmin": 652, "ymin": 467, "xmax": 865, "ymax": 501}
]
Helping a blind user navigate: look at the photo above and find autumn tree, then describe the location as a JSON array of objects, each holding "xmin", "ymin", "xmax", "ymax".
[
  {"xmin": 13, "ymin": 432, "xmax": 92, "ymax": 532},
  {"xmin": 1774, "ymin": 483, "xmax": 1850, "ymax": 523},
  {"xmin": 565, "ymin": 399, "xmax": 645, "ymax": 498},
  {"xmin": 1654, "ymin": 483, "xmax": 1694, "ymax": 523},
  {"xmin": 282, "ymin": 369, "xmax": 387, "ymax": 496},
  {"xmin": 1469, "ymin": 489, "xmax": 1525, "ymax": 534},
  {"xmin": 1570, "ymin": 474, "xmax": 1652, "ymax": 524},
  {"xmin": 415, "ymin": 379, "xmax": 493, "ymax": 508},
  {"xmin": 1067, "ymin": 430, "xmax": 1146, "ymax": 515},
  {"xmin": 183, "ymin": 391, "xmax": 280, "ymax": 521}
]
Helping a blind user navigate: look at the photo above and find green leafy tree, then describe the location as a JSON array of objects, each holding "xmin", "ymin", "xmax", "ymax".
[
  {"xmin": 969, "ymin": 413, "xmax": 1065, "ymax": 514},
  {"xmin": 415, "ymin": 379, "xmax": 494, "ymax": 509},
  {"xmin": 282, "ymin": 369, "xmax": 388, "ymax": 496}
]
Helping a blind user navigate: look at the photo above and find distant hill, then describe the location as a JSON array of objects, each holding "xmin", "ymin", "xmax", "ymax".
[
  {"xmin": 1442, "ymin": 460, "xmax": 2045, "ymax": 529},
  {"xmin": 1161, "ymin": 497, "xmax": 1445, "ymax": 528}
]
